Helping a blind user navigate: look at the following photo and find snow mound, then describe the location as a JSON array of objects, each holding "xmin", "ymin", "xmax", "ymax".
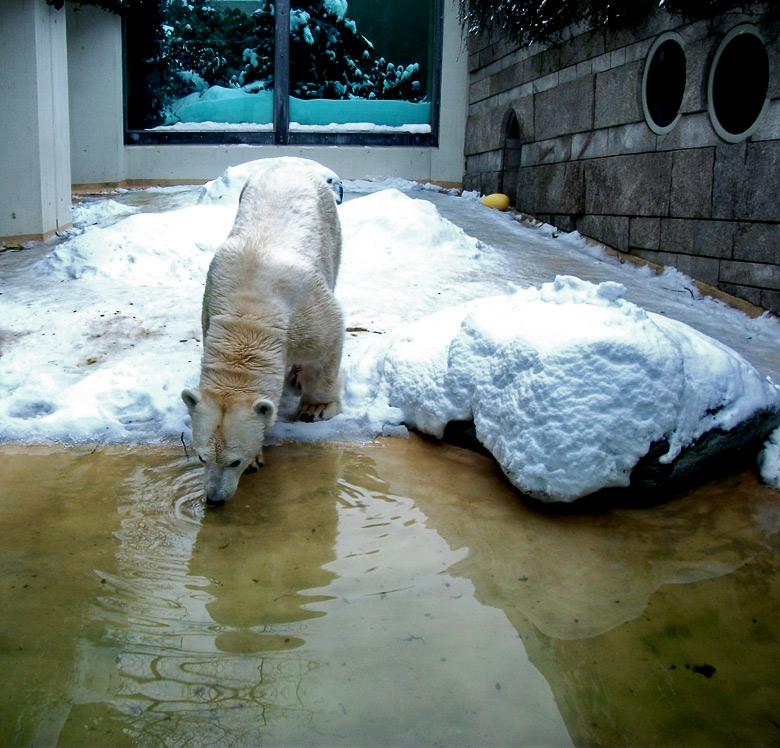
[
  {"xmin": 347, "ymin": 276, "xmax": 780, "ymax": 502},
  {"xmin": 337, "ymin": 189, "xmax": 514, "ymax": 331},
  {"xmin": 346, "ymin": 176, "xmax": 428, "ymax": 193},
  {"xmin": 36, "ymin": 204, "xmax": 231, "ymax": 284},
  {"xmin": 72, "ymin": 199, "xmax": 140, "ymax": 227},
  {"xmin": 197, "ymin": 157, "xmax": 342, "ymax": 205},
  {"xmin": 165, "ymin": 86, "xmax": 275, "ymax": 126}
]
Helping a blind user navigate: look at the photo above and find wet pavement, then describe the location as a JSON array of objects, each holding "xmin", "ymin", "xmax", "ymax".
[{"xmin": 2, "ymin": 438, "xmax": 779, "ymax": 747}]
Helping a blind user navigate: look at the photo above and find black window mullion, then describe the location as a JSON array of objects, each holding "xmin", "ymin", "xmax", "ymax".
[
  {"xmin": 430, "ymin": 0, "xmax": 444, "ymax": 145},
  {"xmin": 274, "ymin": 0, "xmax": 291, "ymax": 145}
]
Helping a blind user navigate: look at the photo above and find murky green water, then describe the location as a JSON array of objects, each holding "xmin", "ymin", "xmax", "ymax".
[{"xmin": 1, "ymin": 436, "xmax": 779, "ymax": 747}]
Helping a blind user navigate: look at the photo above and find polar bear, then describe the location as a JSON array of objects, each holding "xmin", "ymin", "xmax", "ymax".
[{"xmin": 182, "ymin": 162, "xmax": 344, "ymax": 505}]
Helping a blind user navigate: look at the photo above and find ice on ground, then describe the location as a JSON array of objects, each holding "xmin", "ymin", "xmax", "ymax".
[{"xmin": 1, "ymin": 159, "xmax": 779, "ymax": 501}]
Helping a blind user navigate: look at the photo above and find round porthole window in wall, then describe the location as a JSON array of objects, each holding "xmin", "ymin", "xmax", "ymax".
[
  {"xmin": 643, "ymin": 32, "xmax": 687, "ymax": 135},
  {"xmin": 708, "ymin": 24, "xmax": 770, "ymax": 143}
]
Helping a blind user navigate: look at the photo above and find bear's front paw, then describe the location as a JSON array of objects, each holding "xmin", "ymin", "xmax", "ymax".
[
  {"xmin": 296, "ymin": 400, "xmax": 341, "ymax": 422},
  {"xmin": 244, "ymin": 453, "xmax": 265, "ymax": 473}
]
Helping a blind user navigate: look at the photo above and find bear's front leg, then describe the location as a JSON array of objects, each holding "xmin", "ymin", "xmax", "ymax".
[
  {"xmin": 294, "ymin": 356, "xmax": 342, "ymax": 423},
  {"xmin": 292, "ymin": 291, "xmax": 344, "ymax": 422}
]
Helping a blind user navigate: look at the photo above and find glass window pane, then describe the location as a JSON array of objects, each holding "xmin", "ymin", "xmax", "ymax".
[
  {"xmin": 126, "ymin": 0, "xmax": 275, "ymax": 132},
  {"xmin": 645, "ymin": 39, "xmax": 686, "ymax": 130},
  {"xmin": 287, "ymin": 0, "xmax": 434, "ymax": 134},
  {"xmin": 710, "ymin": 28, "xmax": 769, "ymax": 139}
]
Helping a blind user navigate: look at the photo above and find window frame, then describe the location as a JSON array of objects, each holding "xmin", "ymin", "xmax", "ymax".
[
  {"xmin": 707, "ymin": 23, "xmax": 770, "ymax": 144},
  {"xmin": 641, "ymin": 31, "xmax": 687, "ymax": 136},
  {"xmin": 123, "ymin": 0, "xmax": 443, "ymax": 147}
]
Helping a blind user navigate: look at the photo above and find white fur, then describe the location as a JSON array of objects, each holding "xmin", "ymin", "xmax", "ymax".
[{"xmin": 182, "ymin": 162, "xmax": 344, "ymax": 504}]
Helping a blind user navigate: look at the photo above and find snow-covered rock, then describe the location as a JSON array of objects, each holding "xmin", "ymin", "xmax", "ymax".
[{"xmin": 349, "ymin": 276, "xmax": 780, "ymax": 502}]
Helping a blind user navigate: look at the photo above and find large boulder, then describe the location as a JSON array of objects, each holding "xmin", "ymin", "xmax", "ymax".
[{"xmin": 354, "ymin": 276, "xmax": 780, "ymax": 502}]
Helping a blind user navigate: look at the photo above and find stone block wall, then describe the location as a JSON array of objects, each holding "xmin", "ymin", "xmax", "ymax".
[{"xmin": 464, "ymin": 4, "xmax": 780, "ymax": 314}]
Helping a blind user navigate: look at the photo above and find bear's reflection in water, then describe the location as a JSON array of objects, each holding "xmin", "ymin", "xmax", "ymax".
[{"xmin": 1, "ymin": 436, "xmax": 778, "ymax": 747}]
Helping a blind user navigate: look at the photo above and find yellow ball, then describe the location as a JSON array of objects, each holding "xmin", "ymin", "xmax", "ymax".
[{"xmin": 481, "ymin": 193, "xmax": 511, "ymax": 211}]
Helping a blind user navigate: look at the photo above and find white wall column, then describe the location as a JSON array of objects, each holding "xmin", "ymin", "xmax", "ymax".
[
  {"xmin": 67, "ymin": 4, "xmax": 125, "ymax": 187},
  {"xmin": 0, "ymin": 0, "xmax": 72, "ymax": 245}
]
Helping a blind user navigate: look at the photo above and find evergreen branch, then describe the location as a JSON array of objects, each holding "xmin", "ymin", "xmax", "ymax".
[{"xmin": 458, "ymin": 0, "xmax": 761, "ymax": 45}]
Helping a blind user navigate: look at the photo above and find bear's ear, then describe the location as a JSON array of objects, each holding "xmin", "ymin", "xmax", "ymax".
[
  {"xmin": 181, "ymin": 388, "xmax": 201, "ymax": 412},
  {"xmin": 252, "ymin": 398, "xmax": 276, "ymax": 425}
]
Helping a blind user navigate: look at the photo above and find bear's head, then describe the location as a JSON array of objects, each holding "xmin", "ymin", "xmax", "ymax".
[{"xmin": 181, "ymin": 388, "xmax": 276, "ymax": 506}]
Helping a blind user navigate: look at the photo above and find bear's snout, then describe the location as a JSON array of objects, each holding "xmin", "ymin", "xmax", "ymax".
[{"xmin": 200, "ymin": 459, "xmax": 244, "ymax": 506}]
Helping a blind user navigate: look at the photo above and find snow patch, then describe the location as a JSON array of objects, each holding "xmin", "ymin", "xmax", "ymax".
[{"xmin": 322, "ymin": 0, "xmax": 348, "ymax": 21}]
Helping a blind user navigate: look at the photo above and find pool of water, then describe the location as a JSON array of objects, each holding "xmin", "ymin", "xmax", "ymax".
[{"xmin": 1, "ymin": 436, "xmax": 779, "ymax": 747}]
